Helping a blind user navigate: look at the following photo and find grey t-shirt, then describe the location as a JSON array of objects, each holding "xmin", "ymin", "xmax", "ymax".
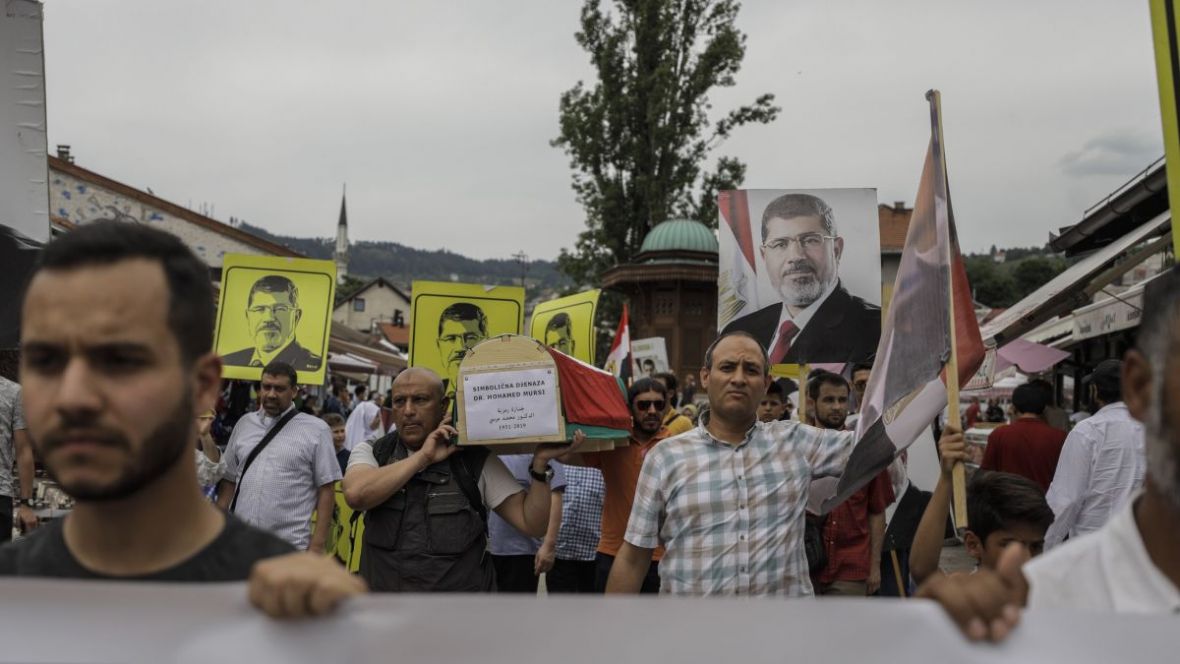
[{"xmin": 0, "ymin": 378, "xmax": 27, "ymax": 498}]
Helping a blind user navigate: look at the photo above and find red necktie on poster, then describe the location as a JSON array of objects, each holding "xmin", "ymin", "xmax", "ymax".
[{"xmin": 769, "ymin": 320, "xmax": 799, "ymax": 365}]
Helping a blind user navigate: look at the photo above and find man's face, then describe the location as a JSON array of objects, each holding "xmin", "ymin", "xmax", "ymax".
[
  {"xmin": 700, "ymin": 336, "xmax": 768, "ymax": 424},
  {"xmin": 246, "ymin": 289, "xmax": 300, "ymax": 353},
  {"xmin": 259, "ymin": 373, "xmax": 296, "ymax": 416},
  {"xmin": 814, "ymin": 383, "xmax": 849, "ymax": 429},
  {"xmin": 20, "ymin": 259, "xmax": 218, "ymax": 501},
  {"xmin": 631, "ymin": 389, "xmax": 666, "ymax": 436},
  {"xmin": 330, "ymin": 425, "xmax": 346, "ymax": 451},
  {"xmin": 757, "ymin": 395, "xmax": 784, "ymax": 422},
  {"xmin": 966, "ymin": 523, "xmax": 1046, "ymax": 570},
  {"xmin": 437, "ymin": 318, "xmax": 485, "ymax": 383},
  {"xmin": 389, "ymin": 373, "xmax": 446, "ymax": 449},
  {"xmin": 643, "ymin": 361, "xmax": 655, "ymax": 377},
  {"xmin": 544, "ymin": 327, "xmax": 574, "ymax": 356},
  {"xmin": 1126, "ymin": 320, "xmax": 1180, "ymax": 510},
  {"xmin": 760, "ymin": 215, "xmax": 843, "ymax": 310},
  {"xmin": 851, "ymin": 369, "xmax": 871, "ymax": 407}
]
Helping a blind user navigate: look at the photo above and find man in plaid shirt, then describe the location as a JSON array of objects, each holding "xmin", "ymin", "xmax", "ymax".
[{"xmin": 606, "ymin": 331, "xmax": 860, "ymax": 596}]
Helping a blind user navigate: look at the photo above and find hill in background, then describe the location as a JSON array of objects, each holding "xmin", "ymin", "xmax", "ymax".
[{"xmin": 239, "ymin": 222, "xmax": 570, "ymax": 294}]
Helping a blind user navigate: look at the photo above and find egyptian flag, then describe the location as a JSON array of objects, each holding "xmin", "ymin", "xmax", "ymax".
[
  {"xmin": 821, "ymin": 91, "xmax": 985, "ymax": 512},
  {"xmin": 718, "ymin": 190, "xmax": 759, "ymax": 326},
  {"xmin": 604, "ymin": 303, "xmax": 632, "ymax": 382}
]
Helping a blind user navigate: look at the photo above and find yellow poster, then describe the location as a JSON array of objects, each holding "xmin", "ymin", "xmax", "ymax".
[
  {"xmin": 408, "ymin": 281, "xmax": 525, "ymax": 399},
  {"xmin": 213, "ymin": 254, "xmax": 336, "ymax": 384},
  {"xmin": 528, "ymin": 289, "xmax": 600, "ymax": 364},
  {"xmin": 1150, "ymin": 0, "xmax": 1180, "ymax": 255}
]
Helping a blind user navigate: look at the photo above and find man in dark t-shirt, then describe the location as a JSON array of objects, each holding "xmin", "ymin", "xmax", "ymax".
[
  {"xmin": 0, "ymin": 515, "xmax": 292, "ymax": 580},
  {"xmin": 0, "ymin": 222, "xmax": 363, "ymax": 614}
]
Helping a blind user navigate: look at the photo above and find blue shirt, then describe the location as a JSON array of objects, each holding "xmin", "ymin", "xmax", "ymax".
[{"xmin": 487, "ymin": 455, "xmax": 567, "ymax": 556}]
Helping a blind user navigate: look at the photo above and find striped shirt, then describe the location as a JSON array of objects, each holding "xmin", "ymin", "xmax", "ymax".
[
  {"xmin": 222, "ymin": 405, "xmax": 342, "ymax": 549},
  {"xmin": 624, "ymin": 418, "xmax": 854, "ymax": 596},
  {"xmin": 556, "ymin": 465, "xmax": 605, "ymax": 561}
]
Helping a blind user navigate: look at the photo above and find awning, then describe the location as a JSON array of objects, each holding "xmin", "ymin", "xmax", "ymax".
[
  {"xmin": 327, "ymin": 335, "xmax": 406, "ymax": 375},
  {"xmin": 1070, "ymin": 272, "xmax": 1162, "ymax": 343},
  {"xmin": 980, "ymin": 211, "xmax": 1172, "ymax": 346},
  {"xmin": 327, "ymin": 352, "xmax": 378, "ymax": 373},
  {"xmin": 994, "ymin": 339, "xmax": 1071, "ymax": 373}
]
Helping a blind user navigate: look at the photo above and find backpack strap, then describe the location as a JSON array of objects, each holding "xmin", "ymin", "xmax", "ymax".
[
  {"xmin": 449, "ymin": 446, "xmax": 490, "ymax": 526},
  {"xmin": 229, "ymin": 409, "xmax": 297, "ymax": 513}
]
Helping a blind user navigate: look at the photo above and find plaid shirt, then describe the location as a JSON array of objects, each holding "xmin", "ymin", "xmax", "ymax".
[
  {"xmin": 555, "ymin": 465, "xmax": 606, "ymax": 561},
  {"xmin": 624, "ymin": 418, "xmax": 854, "ymax": 596}
]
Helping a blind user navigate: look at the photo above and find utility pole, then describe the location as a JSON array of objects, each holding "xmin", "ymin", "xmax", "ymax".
[{"xmin": 512, "ymin": 251, "xmax": 529, "ymax": 287}]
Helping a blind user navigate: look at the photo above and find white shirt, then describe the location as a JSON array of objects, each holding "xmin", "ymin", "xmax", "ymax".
[
  {"xmin": 344, "ymin": 399, "xmax": 382, "ymax": 450},
  {"xmin": 767, "ymin": 279, "xmax": 838, "ymax": 354},
  {"xmin": 347, "ymin": 440, "xmax": 524, "ymax": 512},
  {"xmin": 1026, "ymin": 494, "xmax": 1180, "ymax": 613},
  {"xmin": 222, "ymin": 405, "xmax": 342, "ymax": 549},
  {"xmin": 1045, "ymin": 403, "xmax": 1145, "ymax": 549}
]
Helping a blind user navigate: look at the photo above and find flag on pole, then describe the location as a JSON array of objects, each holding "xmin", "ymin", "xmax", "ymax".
[
  {"xmin": 717, "ymin": 189, "xmax": 760, "ymax": 327},
  {"xmin": 821, "ymin": 91, "xmax": 985, "ymax": 512},
  {"xmin": 603, "ymin": 303, "xmax": 632, "ymax": 382}
]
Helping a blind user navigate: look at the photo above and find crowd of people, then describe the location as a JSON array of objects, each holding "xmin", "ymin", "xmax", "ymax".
[{"xmin": 0, "ymin": 220, "xmax": 1176, "ymax": 644}]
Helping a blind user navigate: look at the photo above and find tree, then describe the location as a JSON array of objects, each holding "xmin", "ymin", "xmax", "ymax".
[
  {"xmin": 552, "ymin": 0, "xmax": 780, "ymax": 286},
  {"xmin": 1012, "ymin": 256, "xmax": 1065, "ymax": 296}
]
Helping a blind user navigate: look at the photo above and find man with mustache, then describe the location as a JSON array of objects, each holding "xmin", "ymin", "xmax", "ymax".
[
  {"xmin": 221, "ymin": 275, "xmax": 322, "ymax": 372},
  {"xmin": 343, "ymin": 367, "xmax": 581, "ymax": 592},
  {"xmin": 436, "ymin": 303, "xmax": 488, "ymax": 400},
  {"xmin": 722, "ymin": 193, "xmax": 880, "ymax": 365},
  {"xmin": 216, "ymin": 361, "xmax": 342, "ymax": 552},
  {"xmin": 919, "ymin": 266, "xmax": 1180, "ymax": 639},
  {"xmin": 0, "ymin": 220, "xmax": 363, "ymax": 618}
]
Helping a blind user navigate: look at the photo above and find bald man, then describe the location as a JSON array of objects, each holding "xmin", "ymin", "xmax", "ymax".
[{"xmin": 342, "ymin": 368, "xmax": 581, "ymax": 592}]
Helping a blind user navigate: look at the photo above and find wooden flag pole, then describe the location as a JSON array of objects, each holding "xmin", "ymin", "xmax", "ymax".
[
  {"xmin": 927, "ymin": 89, "xmax": 968, "ymax": 529},
  {"xmin": 798, "ymin": 363, "xmax": 809, "ymax": 424}
]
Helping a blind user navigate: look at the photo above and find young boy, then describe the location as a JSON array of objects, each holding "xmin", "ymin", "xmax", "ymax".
[
  {"xmin": 909, "ymin": 428, "xmax": 1055, "ymax": 584},
  {"xmin": 757, "ymin": 380, "xmax": 787, "ymax": 423},
  {"xmin": 322, "ymin": 412, "xmax": 349, "ymax": 474}
]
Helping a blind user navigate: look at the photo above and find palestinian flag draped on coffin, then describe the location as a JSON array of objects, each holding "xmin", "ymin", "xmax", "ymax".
[{"xmin": 821, "ymin": 91, "xmax": 985, "ymax": 512}]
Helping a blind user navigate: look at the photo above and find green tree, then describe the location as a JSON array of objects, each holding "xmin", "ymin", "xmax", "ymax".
[
  {"xmin": 1011, "ymin": 256, "xmax": 1065, "ymax": 298},
  {"xmin": 964, "ymin": 256, "xmax": 1017, "ymax": 308},
  {"xmin": 552, "ymin": 0, "xmax": 780, "ymax": 287}
]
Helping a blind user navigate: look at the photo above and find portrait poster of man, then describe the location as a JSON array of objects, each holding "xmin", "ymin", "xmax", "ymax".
[
  {"xmin": 630, "ymin": 337, "xmax": 670, "ymax": 378},
  {"xmin": 408, "ymin": 281, "xmax": 525, "ymax": 400},
  {"xmin": 214, "ymin": 254, "xmax": 337, "ymax": 383},
  {"xmin": 718, "ymin": 188, "xmax": 882, "ymax": 367},
  {"xmin": 528, "ymin": 289, "xmax": 600, "ymax": 364}
]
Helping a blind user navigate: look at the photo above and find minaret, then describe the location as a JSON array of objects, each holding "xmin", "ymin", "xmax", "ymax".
[{"xmin": 334, "ymin": 185, "xmax": 349, "ymax": 284}]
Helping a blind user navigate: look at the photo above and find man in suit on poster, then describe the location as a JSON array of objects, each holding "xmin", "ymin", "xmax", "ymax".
[
  {"xmin": 221, "ymin": 275, "xmax": 323, "ymax": 371},
  {"xmin": 722, "ymin": 193, "xmax": 880, "ymax": 365}
]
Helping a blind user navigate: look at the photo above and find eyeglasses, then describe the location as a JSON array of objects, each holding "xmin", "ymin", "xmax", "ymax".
[
  {"xmin": 635, "ymin": 399, "xmax": 666, "ymax": 412},
  {"xmin": 761, "ymin": 233, "xmax": 836, "ymax": 253},
  {"xmin": 440, "ymin": 333, "xmax": 483, "ymax": 346},
  {"xmin": 248, "ymin": 304, "xmax": 294, "ymax": 316}
]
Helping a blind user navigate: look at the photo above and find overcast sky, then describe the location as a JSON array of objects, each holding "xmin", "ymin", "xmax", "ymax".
[{"xmin": 43, "ymin": 1, "xmax": 1162, "ymax": 260}]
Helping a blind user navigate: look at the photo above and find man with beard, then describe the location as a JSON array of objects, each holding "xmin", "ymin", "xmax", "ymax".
[
  {"xmin": 805, "ymin": 372, "xmax": 893, "ymax": 596},
  {"xmin": 543, "ymin": 312, "xmax": 576, "ymax": 356},
  {"xmin": 722, "ymin": 193, "xmax": 880, "ymax": 365},
  {"xmin": 557, "ymin": 377, "xmax": 672, "ymax": 593},
  {"xmin": 216, "ymin": 361, "xmax": 341, "ymax": 552},
  {"xmin": 436, "ymin": 303, "xmax": 488, "ymax": 400},
  {"xmin": 0, "ymin": 221, "xmax": 363, "ymax": 618},
  {"xmin": 919, "ymin": 267, "xmax": 1180, "ymax": 639},
  {"xmin": 343, "ymin": 367, "xmax": 580, "ymax": 592},
  {"xmin": 220, "ymin": 275, "xmax": 322, "ymax": 372}
]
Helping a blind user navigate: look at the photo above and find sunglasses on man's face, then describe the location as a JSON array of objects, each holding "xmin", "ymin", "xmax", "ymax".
[{"xmin": 635, "ymin": 399, "xmax": 666, "ymax": 412}]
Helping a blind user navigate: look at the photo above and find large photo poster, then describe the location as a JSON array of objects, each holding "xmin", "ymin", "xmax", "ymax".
[
  {"xmin": 718, "ymin": 188, "xmax": 882, "ymax": 366},
  {"xmin": 214, "ymin": 254, "xmax": 337, "ymax": 384},
  {"xmin": 528, "ymin": 289, "xmax": 600, "ymax": 364},
  {"xmin": 408, "ymin": 281, "xmax": 525, "ymax": 400}
]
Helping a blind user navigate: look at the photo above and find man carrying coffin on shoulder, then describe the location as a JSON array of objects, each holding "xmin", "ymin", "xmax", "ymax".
[{"xmin": 343, "ymin": 367, "xmax": 582, "ymax": 591}]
